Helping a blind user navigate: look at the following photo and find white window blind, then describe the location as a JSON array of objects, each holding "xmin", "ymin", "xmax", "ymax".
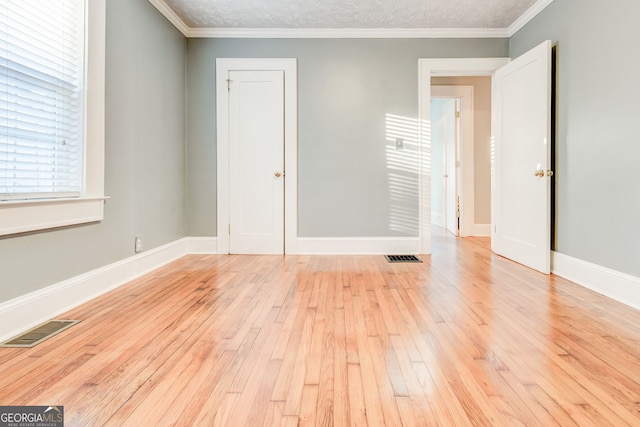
[{"xmin": 0, "ymin": 0, "xmax": 86, "ymax": 201}]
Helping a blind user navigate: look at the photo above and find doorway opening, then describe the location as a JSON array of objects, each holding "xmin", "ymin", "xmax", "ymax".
[
  {"xmin": 418, "ymin": 58, "xmax": 509, "ymax": 254},
  {"xmin": 430, "ymin": 78, "xmax": 493, "ymax": 240},
  {"xmin": 429, "ymin": 83, "xmax": 479, "ymax": 238},
  {"xmin": 419, "ymin": 42, "xmax": 553, "ymax": 274}
]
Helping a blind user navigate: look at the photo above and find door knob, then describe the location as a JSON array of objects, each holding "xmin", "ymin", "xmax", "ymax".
[
  {"xmin": 274, "ymin": 171, "xmax": 282, "ymax": 178},
  {"xmin": 547, "ymin": 169, "xmax": 554, "ymax": 177},
  {"xmin": 534, "ymin": 169, "xmax": 545, "ymax": 177}
]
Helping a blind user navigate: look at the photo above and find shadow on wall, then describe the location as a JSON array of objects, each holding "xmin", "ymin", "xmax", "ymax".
[{"xmin": 385, "ymin": 113, "xmax": 423, "ymax": 235}]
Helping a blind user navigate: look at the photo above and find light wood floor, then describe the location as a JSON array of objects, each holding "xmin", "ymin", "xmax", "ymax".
[{"xmin": 2, "ymin": 232, "xmax": 640, "ymax": 426}]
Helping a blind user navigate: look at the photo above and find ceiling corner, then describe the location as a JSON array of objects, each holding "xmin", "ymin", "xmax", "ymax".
[
  {"xmin": 508, "ymin": 0, "xmax": 555, "ymax": 37},
  {"xmin": 147, "ymin": 0, "xmax": 192, "ymax": 37}
]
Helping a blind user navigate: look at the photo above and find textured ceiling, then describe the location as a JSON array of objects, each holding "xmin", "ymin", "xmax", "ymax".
[{"xmin": 162, "ymin": 0, "xmax": 539, "ymax": 29}]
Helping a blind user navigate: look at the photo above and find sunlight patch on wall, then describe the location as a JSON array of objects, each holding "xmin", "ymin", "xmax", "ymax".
[
  {"xmin": 385, "ymin": 114, "xmax": 420, "ymax": 235},
  {"xmin": 421, "ymin": 117, "xmax": 431, "ymax": 232}
]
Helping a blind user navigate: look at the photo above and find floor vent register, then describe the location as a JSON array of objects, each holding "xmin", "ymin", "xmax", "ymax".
[
  {"xmin": 384, "ymin": 255, "xmax": 422, "ymax": 263},
  {"xmin": 0, "ymin": 320, "xmax": 80, "ymax": 348}
]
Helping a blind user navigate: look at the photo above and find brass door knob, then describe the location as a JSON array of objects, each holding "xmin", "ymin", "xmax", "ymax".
[
  {"xmin": 534, "ymin": 169, "xmax": 545, "ymax": 177},
  {"xmin": 274, "ymin": 171, "xmax": 282, "ymax": 178}
]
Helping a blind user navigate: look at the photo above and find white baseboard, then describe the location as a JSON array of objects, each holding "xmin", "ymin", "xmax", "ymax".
[
  {"xmin": 296, "ymin": 237, "xmax": 421, "ymax": 255},
  {"xmin": 552, "ymin": 251, "xmax": 640, "ymax": 311},
  {"xmin": 431, "ymin": 213, "xmax": 444, "ymax": 227},
  {"xmin": 473, "ymin": 224, "xmax": 491, "ymax": 237},
  {"xmin": 185, "ymin": 236, "xmax": 219, "ymax": 254},
  {"xmin": 0, "ymin": 236, "xmax": 218, "ymax": 343}
]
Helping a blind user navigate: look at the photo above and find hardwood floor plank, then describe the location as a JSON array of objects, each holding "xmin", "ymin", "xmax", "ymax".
[
  {"xmin": 351, "ymin": 295, "xmax": 386, "ymax": 426},
  {"xmin": 366, "ymin": 335, "xmax": 404, "ymax": 425},
  {"xmin": 233, "ymin": 357, "xmax": 282, "ymax": 427},
  {"xmin": 282, "ymin": 309, "xmax": 315, "ymax": 415},
  {"xmin": 316, "ymin": 272, "xmax": 336, "ymax": 427},
  {"xmin": 396, "ymin": 396, "xmax": 420, "ymax": 427},
  {"xmin": 187, "ymin": 329, "xmax": 261, "ymax": 426},
  {"xmin": 299, "ymin": 384, "xmax": 319, "ymax": 427},
  {"xmin": 346, "ymin": 364, "xmax": 368, "ymax": 427},
  {"xmin": 389, "ymin": 335, "xmax": 439, "ymax": 424},
  {"xmin": 211, "ymin": 392, "xmax": 240, "ymax": 427},
  {"xmin": 304, "ymin": 275, "xmax": 329, "ymax": 386},
  {"xmin": 262, "ymin": 400, "xmax": 285, "ymax": 427},
  {"xmin": 343, "ymin": 287, "xmax": 360, "ymax": 365},
  {"xmin": 161, "ymin": 350, "xmax": 237, "ymax": 426},
  {"xmin": 332, "ymin": 308, "xmax": 350, "ymax": 426},
  {"xmin": 270, "ymin": 283, "xmax": 314, "ymax": 399}
]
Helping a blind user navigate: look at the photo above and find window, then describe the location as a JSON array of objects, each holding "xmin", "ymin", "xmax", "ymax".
[
  {"xmin": 1, "ymin": 0, "xmax": 85, "ymax": 200},
  {"xmin": 0, "ymin": 0, "xmax": 105, "ymax": 236}
]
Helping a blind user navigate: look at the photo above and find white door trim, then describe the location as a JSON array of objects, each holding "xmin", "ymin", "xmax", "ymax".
[
  {"xmin": 418, "ymin": 58, "xmax": 510, "ymax": 253},
  {"xmin": 431, "ymin": 85, "xmax": 475, "ymax": 237},
  {"xmin": 216, "ymin": 58, "xmax": 298, "ymax": 254}
]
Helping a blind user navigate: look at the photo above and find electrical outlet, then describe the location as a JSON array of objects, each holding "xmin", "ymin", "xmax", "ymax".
[{"xmin": 135, "ymin": 235, "xmax": 143, "ymax": 253}]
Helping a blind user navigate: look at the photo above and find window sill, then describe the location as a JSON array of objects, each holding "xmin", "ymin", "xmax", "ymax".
[{"xmin": 0, "ymin": 196, "xmax": 108, "ymax": 236}]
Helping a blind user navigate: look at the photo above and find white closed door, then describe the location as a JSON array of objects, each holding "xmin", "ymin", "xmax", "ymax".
[
  {"xmin": 430, "ymin": 97, "xmax": 459, "ymax": 236},
  {"xmin": 443, "ymin": 99, "xmax": 459, "ymax": 237},
  {"xmin": 228, "ymin": 70, "xmax": 284, "ymax": 254},
  {"xmin": 492, "ymin": 40, "xmax": 552, "ymax": 273}
]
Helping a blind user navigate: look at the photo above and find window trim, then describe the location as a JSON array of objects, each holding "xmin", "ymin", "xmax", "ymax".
[{"xmin": 0, "ymin": 0, "xmax": 106, "ymax": 236}]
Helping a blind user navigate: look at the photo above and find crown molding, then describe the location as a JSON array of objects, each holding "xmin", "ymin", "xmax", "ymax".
[
  {"xmin": 187, "ymin": 27, "xmax": 509, "ymax": 39},
  {"xmin": 147, "ymin": 0, "xmax": 190, "ymax": 36},
  {"xmin": 508, "ymin": 0, "xmax": 555, "ymax": 36},
  {"xmin": 148, "ymin": 0, "xmax": 551, "ymax": 40}
]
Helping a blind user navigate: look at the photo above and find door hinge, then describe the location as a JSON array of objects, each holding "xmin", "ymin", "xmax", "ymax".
[
  {"xmin": 227, "ymin": 79, "xmax": 233, "ymax": 91},
  {"xmin": 456, "ymin": 110, "xmax": 460, "ymax": 118}
]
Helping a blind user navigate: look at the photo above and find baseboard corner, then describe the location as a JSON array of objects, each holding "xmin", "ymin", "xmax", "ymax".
[{"xmin": 551, "ymin": 251, "xmax": 640, "ymax": 311}]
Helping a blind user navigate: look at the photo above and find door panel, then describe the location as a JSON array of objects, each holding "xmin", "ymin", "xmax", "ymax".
[
  {"xmin": 229, "ymin": 70, "xmax": 284, "ymax": 254},
  {"xmin": 492, "ymin": 40, "xmax": 552, "ymax": 273},
  {"xmin": 443, "ymin": 99, "xmax": 459, "ymax": 237}
]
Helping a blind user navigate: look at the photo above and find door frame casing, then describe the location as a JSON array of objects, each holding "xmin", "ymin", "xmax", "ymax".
[
  {"xmin": 216, "ymin": 58, "xmax": 298, "ymax": 254},
  {"xmin": 418, "ymin": 58, "xmax": 510, "ymax": 254}
]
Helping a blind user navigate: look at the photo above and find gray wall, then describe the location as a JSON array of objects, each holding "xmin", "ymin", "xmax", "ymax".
[
  {"xmin": 0, "ymin": 0, "xmax": 187, "ymax": 303},
  {"xmin": 186, "ymin": 38, "xmax": 508, "ymax": 237},
  {"xmin": 510, "ymin": 0, "xmax": 640, "ymax": 277}
]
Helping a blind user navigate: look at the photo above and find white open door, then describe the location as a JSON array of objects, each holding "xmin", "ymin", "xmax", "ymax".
[
  {"xmin": 492, "ymin": 40, "xmax": 552, "ymax": 274},
  {"xmin": 228, "ymin": 70, "xmax": 285, "ymax": 254}
]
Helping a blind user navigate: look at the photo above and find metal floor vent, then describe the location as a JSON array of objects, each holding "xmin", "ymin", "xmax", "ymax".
[
  {"xmin": 385, "ymin": 255, "xmax": 422, "ymax": 263},
  {"xmin": 0, "ymin": 320, "xmax": 79, "ymax": 348}
]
